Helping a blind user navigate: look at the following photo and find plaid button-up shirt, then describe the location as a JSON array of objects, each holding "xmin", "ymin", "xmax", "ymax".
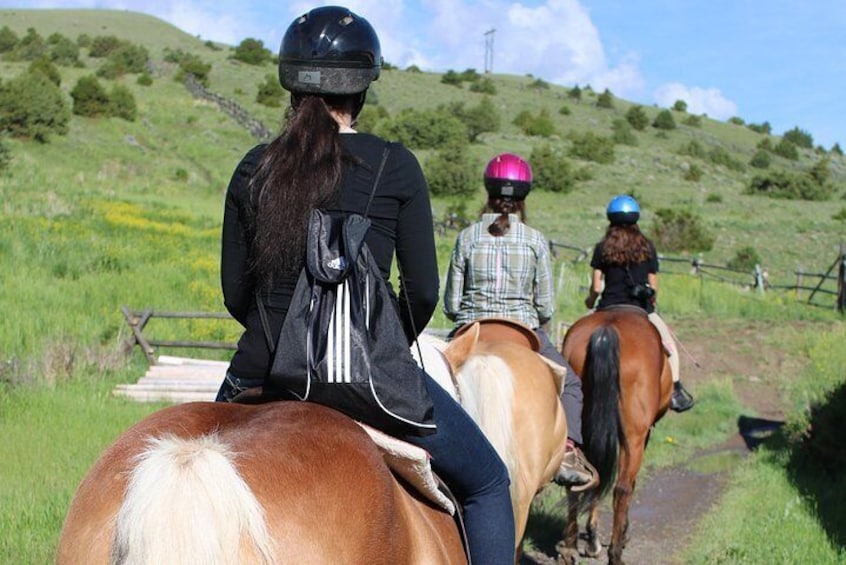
[{"xmin": 443, "ymin": 214, "xmax": 554, "ymax": 329}]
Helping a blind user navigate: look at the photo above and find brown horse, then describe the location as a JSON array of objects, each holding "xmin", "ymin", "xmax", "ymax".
[
  {"xmin": 558, "ymin": 308, "xmax": 673, "ymax": 565},
  {"xmin": 57, "ymin": 322, "xmax": 567, "ymax": 564}
]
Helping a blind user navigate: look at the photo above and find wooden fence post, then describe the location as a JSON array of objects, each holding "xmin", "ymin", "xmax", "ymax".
[
  {"xmin": 796, "ymin": 266, "xmax": 803, "ymax": 300},
  {"xmin": 754, "ymin": 264, "xmax": 764, "ymax": 293}
]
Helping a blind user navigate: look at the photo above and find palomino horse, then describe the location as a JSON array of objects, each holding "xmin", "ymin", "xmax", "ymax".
[
  {"xmin": 57, "ymin": 321, "xmax": 567, "ymax": 564},
  {"xmin": 558, "ymin": 307, "xmax": 673, "ymax": 565}
]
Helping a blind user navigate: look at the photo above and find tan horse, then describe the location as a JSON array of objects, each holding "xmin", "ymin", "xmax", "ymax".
[
  {"xmin": 57, "ymin": 321, "xmax": 567, "ymax": 564},
  {"xmin": 558, "ymin": 308, "xmax": 673, "ymax": 565}
]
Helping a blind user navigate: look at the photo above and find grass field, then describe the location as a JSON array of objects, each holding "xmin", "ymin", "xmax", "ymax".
[{"xmin": 1, "ymin": 8, "xmax": 845, "ymax": 564}]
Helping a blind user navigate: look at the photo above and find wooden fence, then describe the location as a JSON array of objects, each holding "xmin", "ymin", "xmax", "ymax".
[{"xmin": 551, "ymin": 240, "xmax": 846, "ymax": 313}]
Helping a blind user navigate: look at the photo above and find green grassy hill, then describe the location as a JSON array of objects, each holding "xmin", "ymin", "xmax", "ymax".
[{"xmin": 1, "ymin": 8, "xmax": 844, "ymax": 371}]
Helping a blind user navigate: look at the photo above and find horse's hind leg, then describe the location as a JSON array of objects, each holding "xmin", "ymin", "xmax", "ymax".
[
  {"xmin": 585, "ymin": 501, "xmax": 602, "ymax": 558},
  {"xmin": 558, "ymin": 491, "xmax": 582, "ymax": 564},
  {"xmin": 607, "ymin": 443, "xmax": 644, "ymax": 565}
]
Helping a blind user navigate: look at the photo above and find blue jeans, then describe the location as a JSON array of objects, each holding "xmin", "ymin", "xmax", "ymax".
[
  {"xmin": 217, "ymin": 372, "xmax": 515, "ymax": 563},
  {"xmin": 402, "ymin": 374, "xmax": 515, "ymax": 565}
]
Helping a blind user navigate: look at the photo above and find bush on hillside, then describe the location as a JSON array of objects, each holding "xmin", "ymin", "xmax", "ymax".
[
  {"xmin": 424, "ymin": 141, "xmax": 475, "ymax": 198},
  {"xmin": 256, "ymin": 74, "xmax": 285, "ymax": 107},
  {"xmin": 232, "ymin": 38, "xmax": 272, "ymax": 66},
  {"xmin": 513, "ymin": 108, "xmax": 555, "ymax": 137},
  {"xmin": 441, "ymin": 70, "xmax": 463, "ymax": 87},
  {"xmin": 568, "ymin": 131, "xmax": 615, "ymax": 164},
  {"xmin": 469, "ymin": 77, "xmax": 496, "ymax": 95},
  {"xmin": 568, "ymin": 85, "xmax": 582, "ymax": 101},
  {"xmin": 683, "ymin": 163, "xmax": 703, "ymax": 182},
  {"xmin": 747, "ymin": 121, "xmax": 771, "ymax": 135},
  {"xmin": 749, "ymin": 150, "xmax": 771, "ymax": 169},
  {"xmin": 530, "ymin": 144, "xmax": 590, "ymax": 194},
  {"xmin": 672, "ymin": 99, "xmax": 687, "ymax": 112},
  {"xmin": 625, "ymin": 105, "xmax": 649, "ymax": 131},
  {"xmin": 529, "ymin": 78, "xmax": 550, "ymax": 91},
  {"xmin": 596, "ymin": 89, "xmax": 614, "ymax": 109},
  {"xmin": 9, "ymin": 28, "xmax": 47, "ymax": 61},
  {"xmin": 355, "ymin": 104, "xmax": 389, "ymax": 133},
  {"xmin": 175, "ymin": 54, "xmax": 212, "ymax": 87},
  {"xmin": 443, "ymin": 97, "xmax": 500, "ymax": 142},
  {"xmin": 76, "ymin": 33, "xmax": 91, "ymax": 48},
  {"xmin": 650, "ymin": 208, "xmax": 714, "ymax": 253},
  {"xmin": 108, "ymin": 84, "xmax": 137, "ymax": 121},
  {"xmin": 683, "ymin": 114, "xmax": 702, "ymax": 128},
  {"xmin": 783, "ymin": 126, "xmax": 814, "ymax": 149},
  {"xmin": 88, "ymin": 35, "xmax": 123, "ymax": 58},
  {"xmin": 0, "ymin": 70, "xmax": 69, "ymax": 141},
  {"xmin": 831, "ymin": 143, "xmax": 843, "ymax": 156},
  {"xmin": 48, "ymin": 34, "xmax": 80, "ymax": 67},
  {"xmin": 136, "ymin": 72, "xmax": 153, "ymax": 86},
  {"xmin": 96, "ymin": 43, "xmax": 149, "ymax": 78},
  {"xmin": 652, "ymin": 109, "xmax": 676, "ymax": 130},
  {"xmin": 0, "ymin": 136, "xmax": 10, "ymax": 171},
  {"xmin": 677, "ymin": 139, "xmax": 707, "ymax": 159},
  {"xmin": 374, "ymin": 107, "xmax": 466, "ymax": 149},
  {"xmin": 611, "ymin": 118, "xmax": 638, "ymax": 146},
  {"xmin": 0, "ymin": 25, "xmax": 18, "ymax": 53},
  {"xmin": 708, "ymin": 146, "xmax": 746, "ymax": 172},
  {"xmin": 28, "ymin": 57, "xmax": 61, "ymax": 86},
  {"xmin": 773, "ymin": 138, "xmax": 799, "ymax": 160},
  {"xmin": 728, "ymin": 116, "xmax": 745, "ymax": 126},
  {"xmin": 70, "ymin": 75, "xmax": 111, "ymax": 118},
  {"xmin": 727, "ymin": 246, "xmax": 761, "ymax": 272},
  {"xmin": 747, "ymin": 170, "xmax": 834, "ymax": 201}
]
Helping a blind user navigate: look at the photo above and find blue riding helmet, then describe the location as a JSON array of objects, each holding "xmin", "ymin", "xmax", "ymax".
[{"xmin": 606, "ymin": 195, "xmax": 640, "ymax": 225}]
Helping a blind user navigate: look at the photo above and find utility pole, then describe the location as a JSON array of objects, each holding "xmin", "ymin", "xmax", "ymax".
[{"xmin": 484, "ymin": 28, "xmax": 495, "ymax": 73}]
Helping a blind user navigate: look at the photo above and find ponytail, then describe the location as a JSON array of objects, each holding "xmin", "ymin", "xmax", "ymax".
[{"xmin": 484, "ymin": 197, "xmax": 526, "ymax": 236}]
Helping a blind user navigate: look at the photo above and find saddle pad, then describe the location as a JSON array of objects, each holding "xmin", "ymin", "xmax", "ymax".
[{"xmin": 357, "ymin": 422, "xmax": 456, "ymax": 515}]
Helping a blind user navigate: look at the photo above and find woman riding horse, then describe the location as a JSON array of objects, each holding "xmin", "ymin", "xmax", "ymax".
[{"xmin": 443, "ymin": 152, "xmax": 598, "ymax": 490}]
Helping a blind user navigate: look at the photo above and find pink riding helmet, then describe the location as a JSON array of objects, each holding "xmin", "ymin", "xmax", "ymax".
[{"xmin": 483, "ymin": 153, "xmax": 533, "ymax": 200}]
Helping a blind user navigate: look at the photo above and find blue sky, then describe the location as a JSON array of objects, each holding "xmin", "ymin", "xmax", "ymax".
[{"xmin": 10, "ymin": 0, "xmax": 845, "ymax": 147}]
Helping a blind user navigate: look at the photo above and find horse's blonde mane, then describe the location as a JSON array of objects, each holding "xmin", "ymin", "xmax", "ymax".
[
  {"xmin": 111, "ymin": 434, "xmax": 276, "ymax": 565},
  {"xmin": 454, "ymin": 354, "xmax": 521, "ymax": 510}
]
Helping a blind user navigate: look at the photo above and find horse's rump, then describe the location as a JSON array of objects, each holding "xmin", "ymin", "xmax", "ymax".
[{"xmin": 57, "ymin": 402, "xmax": 464, "ymax": 565}]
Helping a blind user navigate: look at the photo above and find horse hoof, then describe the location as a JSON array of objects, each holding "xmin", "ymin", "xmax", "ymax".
[
  {"xmin": 555, "ymin": 547, "xmax": 579, "ymax": 565},
  {"xmin": 586, "ymin": 537, "xmax": 602, "ymax": 558}
]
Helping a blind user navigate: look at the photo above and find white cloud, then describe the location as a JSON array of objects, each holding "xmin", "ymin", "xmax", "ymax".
[{"xmin": 653, "ymin": 82, "xmax": 738, "ymax": 119}]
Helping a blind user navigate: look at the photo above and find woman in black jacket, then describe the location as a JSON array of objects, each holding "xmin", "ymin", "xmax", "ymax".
[{"xmin": 215, "ymin": 7, "xmax": 515, "ymax": 563}]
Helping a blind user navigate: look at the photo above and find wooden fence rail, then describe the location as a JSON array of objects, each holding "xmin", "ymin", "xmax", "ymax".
[{"xmin": 121, "ymin": 306, "xmax": 236, "ymax": 365}]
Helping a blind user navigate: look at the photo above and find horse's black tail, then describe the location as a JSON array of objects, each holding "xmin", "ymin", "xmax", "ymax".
[{"xmin": 582, "ymin": 325, "xmax": 622, "ymax": 502}]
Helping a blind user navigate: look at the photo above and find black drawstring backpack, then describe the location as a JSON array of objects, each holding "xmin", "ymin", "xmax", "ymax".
[{"xmin": 257, "ymin": 144, "xmax": 436, "ymax": 437}]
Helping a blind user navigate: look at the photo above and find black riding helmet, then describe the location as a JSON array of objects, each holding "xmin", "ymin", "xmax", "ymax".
[{"xmin": 278, "ymin": 6, "xmax": 382, "ymax": 95}]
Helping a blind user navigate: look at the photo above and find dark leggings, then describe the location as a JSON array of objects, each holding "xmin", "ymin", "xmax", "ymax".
[
  {"xmin": 216, "ymin": 373, "xmax": 515, "ymax": 564},
  {"xmin": 535, "ymin": 328, "xmax": 584, "ymax": 445}
]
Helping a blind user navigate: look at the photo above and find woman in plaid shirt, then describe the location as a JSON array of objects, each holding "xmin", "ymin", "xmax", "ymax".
[{"xmin": 444, "ymin": 153, "xmax": 597, "ymax": 490}]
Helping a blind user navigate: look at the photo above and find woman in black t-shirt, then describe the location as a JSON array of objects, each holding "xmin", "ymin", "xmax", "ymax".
[{"xmin": 584, "ymin": 195, "xmax": 694, "ymax": 412}]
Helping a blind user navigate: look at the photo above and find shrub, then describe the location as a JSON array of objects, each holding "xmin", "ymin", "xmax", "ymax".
[
  {"xmin": 773, "ymin": 138, "xmax": 799, "ymax": 160},
  {"xmin": 625, "ymin": 105, "xmax": 649, "ymax": 131},
  {"xmin": 611, "ymin": 119, "xmax": 638, "ymax": 146},
  {"xmin": 0, "ymin": 136, "xmax": 11, "ymax": 171},
  {"xmin": 0, "ymin": 25, "xmax": 18, "ymax": 53},
  {"xmin": 374, "ymin": 108, "xmax": 466, "ymax": 149},
  {"xmin": 747, "ymin": 121, "xmax": 771, "ymax": 135},
  {"xmin": 76, "ymin": 33, "xmax": 91, "ymax": 48},
  {"xmin": 650, "ymin": 208, "xmax": 714, "ymax": 252},
  {"xmin": 596, "ymin": 89, "xmax": 614, "ymax": 109},
  {"xmin": 256, "ymin": 74, "xmax": 285, "ymax": 107},
  {"xmin": 706, "ymin": 193, "xmax": 723, "ymax": 203},
  {"xmin": 831, "ymin": 143, "xmax": 843, "ymax": 156},
  {"xmin": 678, "ymin": 140, "xmax": 707, "ymax": 159},
  {"xmin": 808, "ymin": 157, "xmax": 833, "ymax": 188},
  {"xmin": 232, "ymin": 38, "xmax": 271, "ymax": 65},
  {"xmin": 355, "ymin": 104, "xmax": 389, "ymax": 133},
  {"xmin": 405, "ymin": 65, "xmax": 422, "ymax": 73},
  {"xmin": 108, "ymin": 84, "xmax": 137, "ymax": 121},
  {"xmin": 672, "ymin": 99, "xmax": 687, "ymax": 112},
  {"xmin": 459, "ymin": 69, "xmax": 480, "ymax": 82},
  {"xmin": 558, "ymin": 105, "xmax": 571, "ymax": 116},
  {"xmin": 727, "ymin": 246, "xmax": 761, "ymax": 271},
  {"xmin": 708, "ymin": 147, "xmax": 746, "ymax": 172},
  {"xmin": 424, "ymin": 141, "xmax": 475, "ymax": 197},
  {"xmin": 0, "ymin": 70, "xmax": 70, "ymax": 141},
  {"xmin": 512, "ymin": 108, "xmax": 555, "ymax": 137},
  {"xmin": 136, "ymin": 72, "xmax": 153, "ymax": 86},
  {"xmin": 832, "ymin": 207, "xmax": 846, "ymax": 221},
  {"xmin": 757, "ymin": 137, "xmax": 773, "ymax": 152},
  {"xmin": 88, "ymin": 35, "xmax": 123, "ymax": 58},
  {"xmin": 9, "ymin": 28, "xmax": 48, "ymax": 61},
  {"xmin": 70, "ymin": 75, "xmax": 111, "ymax": 118},
  {"xmin": 683, "ymin": 114, "xmax": 702, "ymax": 127},
  {"xmin": 105, "ymin": 43, "xmax": 149, "ymax": 75},
  {"xmin": 749, "ymin": 150, "xmax": 771, "ymax": 169},
  {"xmin": 747, "ymin": 170, "xmax": 834, "ymax": 201},
  {"xmin": 652, "ymin": 109, "xmax": 676, "ymax": 130},
  {"xmin": 530, "ymin": 144, "xmax": 582, "ymax": 194},
  {"xmin": 444, "ymin": 97, "xmax": 500, "ymax": 142},
  {"xmin": 441, "ymin": 70, "xmax": 463, "ymax": 87},
  {"xmin": 783, "ymin": 126, "xmax": 814, "ymax": 149},
  {"xmin": 728, "ymin": 116, "xmax": 745, "ymax": 126},
  {"xmin": 469, "ymin": 77, "xmax": 496, "ymax": 95},
  {"xmin": 568, "ymin": 131, "xmax": 615, "ymax": 164},
  {"xmin": 568, "ymin": 85, "xmax": 582, "ymax": 101},
  {"xmin": 683, "ymin": 163, "xmax": 703, "ymax": 182},
  {"xmin": 176, "ymin": 54, "xmax": 211, "ymax": 87},
  {"xmin": 529, "ymin": 78, "xmax": 549, "ymax": 91},
  {"xmin": 48, "ymin": 35, "xmax": 80, "ymax": 66},
  {"xmin": 28, "ymin": 57, "xmax": 61, "ymax": 86}
]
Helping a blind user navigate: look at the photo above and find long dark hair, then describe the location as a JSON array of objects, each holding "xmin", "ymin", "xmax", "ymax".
[
  {"xmin": 484, "ymin": 197, "xmax": 526, "ymax": 236},
  {"xmin": 599, "ymin": 224, "xmax": 653, "ymax": 265},
  {"xmin": 248, "ymin": 93, "xmax": 358, "ymax": 286}
]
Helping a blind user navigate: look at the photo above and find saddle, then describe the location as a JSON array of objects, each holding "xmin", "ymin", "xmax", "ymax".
[
  {"xmin": 598, "ymin": 303, "xmax": 648, "ymax": 316},
  {"xmin": 453, "ymin": 317, "xmax": 541, "ymax": 351}
]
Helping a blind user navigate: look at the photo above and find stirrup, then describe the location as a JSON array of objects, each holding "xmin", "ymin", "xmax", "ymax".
[
  {"xmin": 670, "ymin": 383, "xmax": 695, "ymax": 413},
  {"xmin": 555, "ymin": 446, "xmax": 599, "ymax": 492}
]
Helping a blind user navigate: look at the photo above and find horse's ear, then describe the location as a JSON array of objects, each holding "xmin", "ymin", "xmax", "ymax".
[{"xmin": 444, "ymin": 323, "xmax": 479, "ymax": 370}]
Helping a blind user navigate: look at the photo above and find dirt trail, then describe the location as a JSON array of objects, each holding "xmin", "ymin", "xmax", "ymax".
[{"xmin": 523, "ymin": 319, "xmax": 794, "ymax": 565}]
